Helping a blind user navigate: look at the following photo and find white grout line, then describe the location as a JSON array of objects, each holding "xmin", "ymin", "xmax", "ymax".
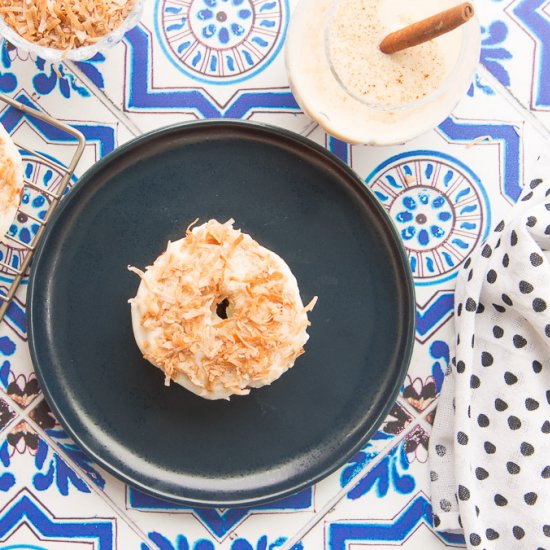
[
  {"xmin": 64, "ymin": 60, "xmax": 144, "ymax": 138},
  {"xmin": 0, "ymin": 386, "xmax": 44, "ymax": 430},
  {"xmin": 397, "ymin": 392, "xmax": 427, "ymax": 420},
  {"xmin": 0, "ymin": 378, "xmax": 63, "ymax": 441},
  {"xmin": 280, "ymin": 399, "xmax": 440, "ymax": 550},
  {"xmin": 417, "ymin": 404, "xmax": 438, "ymax": 434},
  {"xmin": 477, "ymin": 65, "xmax": 550, "ymax": 141},
  {"xmin": 300, "ymin": 121, "xmax": 319, "ymax": 138},
  {"xmin": 5, "ymin": 395, "xmax": 153, "ymax": 548},
  {"xmin": 3, "ymin": 384, "xmax": 438, "ymax": 550}
]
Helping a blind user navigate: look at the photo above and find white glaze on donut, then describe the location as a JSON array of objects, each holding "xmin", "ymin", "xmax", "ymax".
[
  {"xmin": 0, "ymin": 123, "xmax": 24, "ymax": 241},
  {"xmin": 129, "ymin": 219, "xmax": 316, "ymax": 400}
]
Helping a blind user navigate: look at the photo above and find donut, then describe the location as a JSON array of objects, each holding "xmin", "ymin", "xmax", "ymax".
[
  {"xmin": 129, "ymin": 219, "xmax": 317, "ymax": 400},
  {"xmin": 0, "ymin": 123, "xmax": 24, "ymax": 242}
]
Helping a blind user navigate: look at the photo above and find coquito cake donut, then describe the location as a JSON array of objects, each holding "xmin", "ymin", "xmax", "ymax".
[
  {"xmin": 129, "ymin": 219, "xmax": 317, "ymax": 400},
  {"xmin": 0, "ymin": 123, "xmax": 24, "ymax": 241}
]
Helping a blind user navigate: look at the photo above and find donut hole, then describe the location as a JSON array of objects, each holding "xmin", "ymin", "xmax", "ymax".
[{"xmin": 215, "ymin": 297, "xmax": 231, "ymax": 319}]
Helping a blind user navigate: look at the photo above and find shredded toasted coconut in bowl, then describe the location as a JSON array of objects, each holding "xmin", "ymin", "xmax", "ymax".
[
  {"xmin": 129, "ymin": 219, "xmax": 317, "ymax": 400},
  {"xmin": 0, "ymin": 0, "xmax": 137, "ymax": 51}
]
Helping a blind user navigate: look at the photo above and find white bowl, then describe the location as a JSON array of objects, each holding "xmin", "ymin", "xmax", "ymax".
[{"xmin": 0, "ymin": 0, "xmax": 144, "ymax": 62}]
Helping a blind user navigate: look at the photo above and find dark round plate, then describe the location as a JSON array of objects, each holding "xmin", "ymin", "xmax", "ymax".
[{"xmin": 28, "ymin": 120, "xmax": 415, "ymax": 507}]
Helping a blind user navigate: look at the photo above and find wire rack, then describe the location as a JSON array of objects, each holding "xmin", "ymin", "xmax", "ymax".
[{"xmin": 0, "ymin": 94, "xmax": 85, "ymax": 322}]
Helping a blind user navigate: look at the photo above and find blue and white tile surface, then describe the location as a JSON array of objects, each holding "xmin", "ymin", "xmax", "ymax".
[{"xmin": 0, "ymin": 0, "xmax": 549, "ymax": 547}]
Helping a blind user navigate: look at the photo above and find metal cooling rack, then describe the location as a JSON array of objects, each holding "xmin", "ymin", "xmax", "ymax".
[{"xmin": 0, "ymin": 94, "xmax": 85, "ymax": 322}]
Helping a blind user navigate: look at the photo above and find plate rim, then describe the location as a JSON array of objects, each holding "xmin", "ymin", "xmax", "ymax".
[{"xmin": 27, "ymin": 119, "xmax": 416, "ymax": 507}]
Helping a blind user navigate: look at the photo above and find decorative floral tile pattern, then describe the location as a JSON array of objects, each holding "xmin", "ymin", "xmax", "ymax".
[
  {"xmin": 300, "ymin": 423, "xmax": 466, "ymax": 549},
  {"xmin": 0, "ymin": 0, "xmax": 549, "ymax": 547},
  {"xmin": 0, "ymin": 394, "xmax": 15, "ymax": 433},
  {"xmin": 0, "ymin": 424, "xmax": 147, "ymax": 548},
  {"xmin": 476, "ymin": 0, "xmax": 550, "ymax": 129}
]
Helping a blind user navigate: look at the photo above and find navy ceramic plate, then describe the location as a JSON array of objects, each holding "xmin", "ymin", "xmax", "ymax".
[{"xmin": 28, "ymin": 120, "xmax": 415, "ymax": 507}]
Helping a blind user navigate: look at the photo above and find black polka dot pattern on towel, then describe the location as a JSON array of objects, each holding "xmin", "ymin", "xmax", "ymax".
[
  {"xmin": 470, "ymin": 533, "xmax": 481, "ymax": 546},
  {"xmin": 513, "ymin": 334, "xmax": 527, "ymax": 348},
  {"xmin": 428, "ymin": 178, "xmax": 550, "ymax": 550},
  {"xmin": 495, "ymin": 398, "xmax": 508, "ymax": 411},
  {"xmin": 475, "ymin": 467, "xmax": 489, "ymax": 480},
  {"xmin": 531, "ymin": 252, "xmax": 543, "ymax": 266},
  {"xmin": 520, "ymin": 442, "xmax": 534, "ymax": 456}
]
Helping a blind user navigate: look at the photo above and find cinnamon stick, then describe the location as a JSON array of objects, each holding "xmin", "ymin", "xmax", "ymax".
[{"xmin": 379, "ymin": 2, "xmax": 474, "ymax": 54}]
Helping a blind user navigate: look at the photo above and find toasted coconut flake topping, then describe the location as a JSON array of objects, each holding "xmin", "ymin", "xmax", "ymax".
[
  {"xmin": 0, "ymin": 132, "xmax": 23, "ymax": 216},
  {"xmin": 130, "ymin": 219, "xmax": 317, "ymax": 397},
  {"xmin": 0, "ymin": 0, "xmax": 136, "ymax": 50}
]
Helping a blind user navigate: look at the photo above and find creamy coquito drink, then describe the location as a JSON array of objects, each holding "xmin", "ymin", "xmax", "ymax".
[{"xmin": 286, "ymin": 0, "xmax": 480, "ymax": 145}]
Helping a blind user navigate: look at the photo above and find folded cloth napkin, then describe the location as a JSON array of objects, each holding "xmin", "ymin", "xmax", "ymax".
[{"xmin": 429, "ymin": 168, "xmax": 550, "ymax": 549}]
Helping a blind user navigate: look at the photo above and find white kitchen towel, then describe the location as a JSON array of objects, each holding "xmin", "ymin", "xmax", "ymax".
[{"xmin": 429, "ymin": 168, "xmax": 550, "ymax": 549}]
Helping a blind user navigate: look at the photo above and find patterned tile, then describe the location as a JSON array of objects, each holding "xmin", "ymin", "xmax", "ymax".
[
  {"xmin": 0, "ymin": 298, "xmax": 38, "ymax": 408},
  {"xmin": 0, "ymin": 0, "xmax": 548, "ymax": 546},
  {"xmin": 0, "ymin": 423, "xmax": 147, "ymax": 548},
  {"xmin": 0, "ymin": 393, "xmax": 16, "ymax": 433},
  {"xmin": 298, "ymin": 426, "xmax": 466, "ymax": 549},
  {"xmin": 0, "ymin": 41, "xmax": 135, "ymax": 170},
  {"xmin": 138, "ymin": 515, "xmax": 310, "ymax": 549},
  {"xmin": 64, "ymin": 0, "xmax": 314, "ymax": 135},
  {"xmin": 0, "ymin": 42, "xmax": 93, "ymax": 103},
  {"xmin": 321, "ymin": 499, "xmax": 465, "ymax": 549},
  {"xmin": 18, "ymin": 399, "xmax": 312, "ymax": 549},
  {"xmin": 28, "ymin": 398, "xmax": 416, "ymax": 550},
  {"xmin": 476, "ymin": 0, "xmax": 550, "ymax": 130},
  {"xmin": 0, "ymin": 43, "xmax": 127, "ymax": 150}
]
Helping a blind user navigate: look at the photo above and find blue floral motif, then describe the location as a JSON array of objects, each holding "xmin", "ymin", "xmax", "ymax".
[
  {"xmin": 467, "ymin": 73, "xmax": 496, "ymax": 97},
  {"xmin": 479, "ymin": 21, "xmax": 512, "ymax": 88},
  {"xmin": 430, "ymin": 340, "xmax": 449, "ymax": 392},
  {"xmin": 33, "ymin": 57, "xmax": 90, "ymax": 98},
  {"xmin": 144, "ymin": 533, "xmax": 214, "ymax": 550},
  {"xmin": 230, "ymin": 536, "xmax": 302, "ymax": 550},
  {"xmin": 45, "ymin": 428, "xmax": 106, "ymax": 489},
  {"xmin": 6, "ymin": 156, "xmax": 78, "ymax": 259},
  {"xmin": 394, "ymin": 188, "xmax": 454, "ymax": 249},
  {"xmin": 32, "ymin": 438, "xmax": 91, "ymax": 496},
  {"xmin": 368, "ymin": 152, "xmax": 487, "ymax": 285},
  {"xmin": 0, "ymin": 336, "xmax": 16, "ymax": 390},
  {"xmin": 74, "ymin": 53, "xmax": 106, "ymax": 89},
  {"xmin": 143, "ymin": 533, "xmax": 301, "ymax": 550},
  {"xmin": 8, "ymin": 161, "xmax": 51, "ymax": 247},
  {"xmin": 340, "ymin": 432, "xmax": 393, "ymax": 488},
  {"xmin": 0, "ymin": 41, "xmax": 17, "ymax": 93},
  {"xmin": 345, "ymin": 440, "xmax": 415, "ymax": 500},
  {"xmin": 468, "ymin": 21, "xmax": 512, "ymax": 96},
  {"xmin": 195, "ymin": 0, "xmax": 251, "ymax": 45},
  {"xmin": 0, "ymin": 439, "xmax": 16, "ymax": 492}
]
